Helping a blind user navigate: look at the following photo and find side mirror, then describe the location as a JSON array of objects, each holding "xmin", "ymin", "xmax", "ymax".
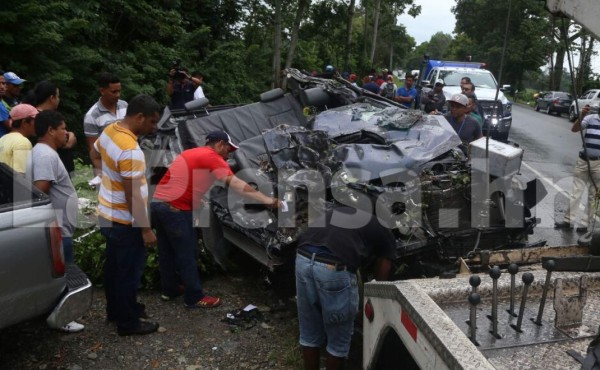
[
  {"xmin": 420, "ymin": 79, "xmax": 431, "ymax": 87},
  {"xmin": 501, "ymin": 84, "xmax": 511, "ymax": 92}
]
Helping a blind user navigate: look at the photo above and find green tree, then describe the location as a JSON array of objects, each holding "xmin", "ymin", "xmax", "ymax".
[{"xmin": 452, "ymin": 0, "xmax": 548, "ymax": 87}]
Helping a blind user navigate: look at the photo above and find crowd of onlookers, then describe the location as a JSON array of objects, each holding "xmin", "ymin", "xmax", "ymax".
[
  {"xmin": 316, "ymin": 65, "xmax": 485, "ymax": 146},
  {"xmin": 0, "ymin": 68, "xmax": 279, "ymax": 338},
  {"xmin": 0, "ymin": 64, "xmax": 488, "ymax": 370}
]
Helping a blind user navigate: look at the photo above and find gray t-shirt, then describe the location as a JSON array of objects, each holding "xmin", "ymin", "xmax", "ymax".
[{"xmin": 27, "ymin": 143, "xmax": 77, "ymax": 237}]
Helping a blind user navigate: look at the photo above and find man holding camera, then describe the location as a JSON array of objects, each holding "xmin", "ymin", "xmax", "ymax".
[{"xmin": 167, "ymin": 63, "xmax": 201, "ymax": 110}]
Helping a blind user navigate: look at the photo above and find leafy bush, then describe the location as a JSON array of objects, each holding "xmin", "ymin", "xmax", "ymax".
[
  {"xmin": 72, "ymin": 159, "xmax": 218, "ymax": 291},
  {"xmin": 75, "ymin": 228, "xmax": 217, "ymax": 290}
]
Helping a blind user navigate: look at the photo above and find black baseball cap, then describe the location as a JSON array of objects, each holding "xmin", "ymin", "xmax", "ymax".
[{"xmin": 206, "ymin": 131, "xmax": 239, "ymax": 152}]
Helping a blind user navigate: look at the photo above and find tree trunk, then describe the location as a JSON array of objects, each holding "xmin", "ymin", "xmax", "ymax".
[
  {"xmin": 363, "ymin": 1, "xmax": 369, "ymax": 64},
  {"xmin": 576, "ymin": 34, "xmax": 594, "ymax": 95},
  {"xmin": 343, "ymin": 0, "xmax": 356, "ymax": 71},
  {"xmin": 282, "ymin": 0, "xmax": 310, "ymax": 89},
  {"xmin": 389, "ymin": 42, "xmax": 393, "ymax": 71},
  {"xmin": 575, "ymin": 33, "xmax": 588, "ymax": 95},
  {"xmin": 551, "ymin": 44, "xmax": 565, "ymax": 91},
  {"xmin": 272, "ymin": 0, "xmax": 282, "ymax": 88},
  {"xmin": 369, "ymin": 0, "xmax": 381, "ymax": 65}
]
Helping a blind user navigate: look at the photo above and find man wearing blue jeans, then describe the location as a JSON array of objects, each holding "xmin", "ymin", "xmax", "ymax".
[
  {"xmin": 151, "ymin": 131, "xmax": 281, "ymax": 308},
  {"xmin": 90, "ymin": 95, "xmax": 161, "ymax": 336},
  {"xmin": 295, "ymin": 204, "xmax": 396, "ymax": 370}
]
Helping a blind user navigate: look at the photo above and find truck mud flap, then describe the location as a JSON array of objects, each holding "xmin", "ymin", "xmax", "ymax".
[{"xmin": 46, "ymin": 264, "xmax": 93, "ymax": 329}]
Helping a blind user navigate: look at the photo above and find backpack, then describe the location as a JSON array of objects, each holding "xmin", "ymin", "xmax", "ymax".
[{"xmin": 383, "ymin": 83, "xmax": 395, "ymax": 99}]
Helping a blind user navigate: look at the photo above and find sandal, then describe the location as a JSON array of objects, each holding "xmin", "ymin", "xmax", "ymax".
[{"xmin": 186, "ymin": 295, "xmax": 222, "ymax": 309}]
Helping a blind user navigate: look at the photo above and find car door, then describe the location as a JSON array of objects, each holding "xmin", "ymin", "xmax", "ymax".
[
  {"xmin": 541, "ymin": 92, "xmax": 553, "ymax": 110},
  {"xmin": 590, "ymin": 90, "xmax": 600, "ymax": 111},
  {"xmin": 579, "ymin": 91, "xmax": 593, "ymax": 110}
]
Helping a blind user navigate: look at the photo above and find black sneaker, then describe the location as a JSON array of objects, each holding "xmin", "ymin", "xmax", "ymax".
[{"xmin": 117, "ymin": 321, "xmax": 159, "ymax": 336}]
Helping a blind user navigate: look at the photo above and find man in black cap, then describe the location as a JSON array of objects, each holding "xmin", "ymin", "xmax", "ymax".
[
  {"xmin": 422, "ymin": 79, "xmax": 446, "ymax": 113},
  {"xmin": 151, "ymin": 131, "xmax": 281, "ymax": 308}
]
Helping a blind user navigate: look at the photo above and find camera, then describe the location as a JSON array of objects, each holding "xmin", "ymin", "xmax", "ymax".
[{"xmin": 170, "ymin": 59, "xmax": 187, "ymax": 81}]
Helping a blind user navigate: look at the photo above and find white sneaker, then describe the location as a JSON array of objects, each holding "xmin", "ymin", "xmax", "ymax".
[{"xmin": 61, "ymin": 321, "xmax": 85, "ymax": 333}]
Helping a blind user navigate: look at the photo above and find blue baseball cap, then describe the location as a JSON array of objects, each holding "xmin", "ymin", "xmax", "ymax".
[{"xmin": 4, "ymin": 72, "xmax": 26, "ymax": 85}]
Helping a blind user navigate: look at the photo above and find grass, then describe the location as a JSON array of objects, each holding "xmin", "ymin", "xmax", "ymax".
[{"xmin": 71, "ymin": 159, "xmax": 99, "ymax": 230}]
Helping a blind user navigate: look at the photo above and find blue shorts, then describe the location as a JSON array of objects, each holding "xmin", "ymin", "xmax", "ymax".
[{"xmin": 295, "ymin": 252, "xmax": 359, "ymax": 358}]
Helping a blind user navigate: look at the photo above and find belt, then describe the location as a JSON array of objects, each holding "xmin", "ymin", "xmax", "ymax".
[
  {"xmin": 297, "ymin": 248, "xmax": 352, "ymax": 272},
  {"xmin": 579, "ymin": 151, "xmax": 600, "ymax": 161},
  {"xmin": 152, "ymin": 200, "xmax": 184, "ymax": 212}
]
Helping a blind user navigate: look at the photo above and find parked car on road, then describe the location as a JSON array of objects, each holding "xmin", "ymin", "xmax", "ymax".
[
  {"xmin": 534, "ymin": 91, "xmax": 573, "ymax": 116},
  {"xmin": 0, "ymin": 164, "xmax": 92, "ymax": 330},
  {"xmin": 569, "ymin": 89, "xmax": 600, "ymax": 121}
]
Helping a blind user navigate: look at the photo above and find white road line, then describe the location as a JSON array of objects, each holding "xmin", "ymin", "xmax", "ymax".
[{"xmin": 521, "ymin": 161, "xmax": 566, "ymax": 193}]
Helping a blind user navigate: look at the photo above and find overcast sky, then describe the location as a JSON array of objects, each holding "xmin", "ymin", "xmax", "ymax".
[
  {"xmin": 396, "ymin": 0, "xmax": 456, "ymax": 45},
  {"xmin": 395, "ymin": 0, "xmax": 599, "ymax": 74}
]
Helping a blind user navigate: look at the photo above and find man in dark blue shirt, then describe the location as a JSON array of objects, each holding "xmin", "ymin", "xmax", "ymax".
[
  {"xmin": 167, "ymin": 68, "xmax": 198, "ymax": 110},
  {"xmin": 443, "ymin": 93, "xmax": 482, "ymax": 145},
  {"xmin": 395, "ymin": 74, "xmax": 418, "ymax": 108},
  {"xmin": 361, "ymin": 75, "xmax": 381, "ymax": 94}
]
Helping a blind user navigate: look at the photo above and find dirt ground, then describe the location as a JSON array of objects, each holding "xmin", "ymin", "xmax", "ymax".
[{"xmin": 0, "ymin": 256, "xmax": 365, "ymax": 370}]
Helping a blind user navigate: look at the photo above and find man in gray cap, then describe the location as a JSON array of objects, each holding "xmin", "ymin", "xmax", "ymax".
[
  {"xmin": 151, "ymin": 131, "xmax": 282, "ymax": 308},
  {"xmin": 444, "ymin": 93, "xmax": 482, "ymax": 144}
]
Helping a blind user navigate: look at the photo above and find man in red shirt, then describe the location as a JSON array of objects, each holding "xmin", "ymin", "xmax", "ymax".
[{"xmin": 151, "ymin": 131, "xmax": 280, "ymax": 308}]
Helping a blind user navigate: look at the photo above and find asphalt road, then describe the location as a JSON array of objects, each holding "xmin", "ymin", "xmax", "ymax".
[{"xmin": 509, "ymin": 102, "xmax": 587, "ymax": 246}]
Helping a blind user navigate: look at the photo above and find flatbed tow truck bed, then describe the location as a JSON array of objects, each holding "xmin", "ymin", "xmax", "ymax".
[{"xmin": 363, "ymin": 245, "xmax": 600, "ymax": 369}]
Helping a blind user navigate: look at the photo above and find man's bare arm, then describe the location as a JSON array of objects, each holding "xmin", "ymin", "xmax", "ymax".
[
  {"xmin": 89, "ymin": 145, "xmax": 103, "ymax": 177},
  {"xmin": 33, "ymin": 180, "xmax": 52, "ymax": 194},
  {"xmin": 122, "ymin": 177, "xmax": 156, "ymax": 247},
  {"xmin": 572, "ymin": 105, "xmax": 590, "ymax": 133},
  {"xmin": 223, "ymin": 175, "xmax": 280, "ymax": 208},
  {"xmin": 374, "ymin": 257, "xmax": 392, "ymax": 281}
]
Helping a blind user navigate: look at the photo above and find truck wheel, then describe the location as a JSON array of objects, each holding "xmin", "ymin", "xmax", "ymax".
[
  {"xmin": 569, "ymin": 108, "xmax": 578, "ymax": 122},
  {"xmin": 200, "ymin": 207, "xmax": 232, "ymax": 270},
  {"xmin": 495, "ymin": 132, "xmax": 509, "ymax": 142}
]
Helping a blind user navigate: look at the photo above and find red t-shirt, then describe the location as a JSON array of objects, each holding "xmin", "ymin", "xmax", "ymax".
[{"xmin": 153, "ymin": 147, "xmax": 234, "ymax": 211}]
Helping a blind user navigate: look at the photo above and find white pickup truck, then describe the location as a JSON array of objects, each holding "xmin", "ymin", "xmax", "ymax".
[{"xmin": 0, "ymin": 164, "xmax": 92, "ymax": 330}]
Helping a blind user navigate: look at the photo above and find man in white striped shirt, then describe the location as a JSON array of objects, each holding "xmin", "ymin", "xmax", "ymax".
[
  {"xmin": 84, "ymin": 73, "xmax": 128, "ymax": 175},
  {"xmin": 90, "ymin": 94, "xmax": 160, "ymax": 336},
  {"xmin": 556, "ymin": 104, "xmax": 600, "ymax": 233}
]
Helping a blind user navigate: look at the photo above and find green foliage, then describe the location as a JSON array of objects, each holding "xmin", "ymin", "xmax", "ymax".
[
  {"xmin": 70, "ymin": 162, "xmax": 216, "ymax": 290},
  {"xmin": 74, "ymin": 228, "xmax": 217, "ymax": 290},
  {"xmin": 451, "ymin": 0, "xmax": 549, "ymax": 86},
  {"xmin": 74, "ymin": 229, "xmax": 106, "ymax": 285}
]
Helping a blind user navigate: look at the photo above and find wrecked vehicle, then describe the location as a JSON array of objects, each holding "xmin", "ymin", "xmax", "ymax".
[{"xmin": 147, "ymin": 68, "xmax": 544, "ymax": 285}]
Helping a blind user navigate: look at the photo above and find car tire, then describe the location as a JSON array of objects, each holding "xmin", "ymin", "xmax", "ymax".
[
  {"xmin": 569, "ymin": 108, "xmax": 578, "ymax": 122},
  {"xmin": 495, "ymin": 131, "xmax": 509, "ymax": 142},
  {"xmin": 200, "ymin": 206, "xmax": 232, "ymax": 270}
]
